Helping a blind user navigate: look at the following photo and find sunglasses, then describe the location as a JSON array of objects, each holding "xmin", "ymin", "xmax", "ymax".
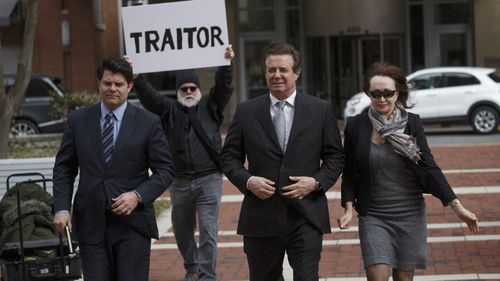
[
  {"xmin": 179, "ymin": 86, "xmax": 198, "ymax": 93},
  {"xmin": 368, "ymin": 90, "xmax": 397, "ymax": 99}
]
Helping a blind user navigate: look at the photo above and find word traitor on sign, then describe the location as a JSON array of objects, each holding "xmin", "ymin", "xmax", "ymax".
[
  {"xmin": 129, "ymin": 26, "xmax": 224, "ymax": 53},
  {"xmin": 122, "ymin": 0, "xmax": 229, "ymax": 73}
]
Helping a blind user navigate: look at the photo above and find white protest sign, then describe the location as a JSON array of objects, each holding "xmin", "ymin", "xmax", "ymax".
[{"xmin": 122, "ymin": 0, "xmax": 229, "ymax": 73}]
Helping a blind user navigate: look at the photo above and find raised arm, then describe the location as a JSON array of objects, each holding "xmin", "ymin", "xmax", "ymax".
[
  {"xmin": 207, "ymin": 45, "xmax": 235, "ymax": 122},
  {"xmin": 124, "ymin": 55, "xmax": 174, "ymax": 116}
]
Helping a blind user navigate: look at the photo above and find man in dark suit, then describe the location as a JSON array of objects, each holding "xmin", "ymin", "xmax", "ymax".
[
  {"xmin": 221, "ymin": 42, "xmax": 345, "ymax": 281},
  {"xmin": 52, "ymin": 58, "xmax": 174, "ymax": 281}
]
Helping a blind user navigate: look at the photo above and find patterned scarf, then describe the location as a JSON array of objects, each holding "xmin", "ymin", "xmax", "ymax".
[{"xmin": 368, "ymin": 102, "xmax": 421, "ymax": 163}]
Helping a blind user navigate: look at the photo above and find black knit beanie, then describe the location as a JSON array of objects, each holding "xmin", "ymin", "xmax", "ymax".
[{"xmin": 175, "ymin": 69, "xmax": 200, "ymax": 90}]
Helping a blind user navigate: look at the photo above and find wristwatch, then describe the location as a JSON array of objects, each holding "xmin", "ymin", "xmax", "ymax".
[{"xmin": 315, "ymin": 180, "xmax": 321, "ymax": 190}]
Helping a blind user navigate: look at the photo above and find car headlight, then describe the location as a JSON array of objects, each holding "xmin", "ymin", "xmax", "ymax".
[
  {"xmin": 346, "ymin": 107, "xmax": 357, "ymax": 115},
  {"xmin": 347, "ymin": 97, "xmax": 361, "ymax": 106}
]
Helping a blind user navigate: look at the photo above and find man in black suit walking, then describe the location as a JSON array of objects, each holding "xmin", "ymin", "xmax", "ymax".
[
  {"xmin": 52, "ymin": 58, "xmax": 173, "ymax": 281},
  {"xmin": 221, "ymin": 42, "xmax": 345, "ymax": 281}
]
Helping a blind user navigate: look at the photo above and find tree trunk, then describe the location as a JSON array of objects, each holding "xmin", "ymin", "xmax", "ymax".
[{"xmin": 0, "ymin": 0, "xmax": 39, "ymax": 158}]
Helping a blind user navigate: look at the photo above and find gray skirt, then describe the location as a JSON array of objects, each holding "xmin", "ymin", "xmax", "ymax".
[{"xmin": 359, "ymin": 142, "xmax": 426, "ymax": 270}]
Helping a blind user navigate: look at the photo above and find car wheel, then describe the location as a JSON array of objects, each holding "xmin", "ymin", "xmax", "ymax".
[
  {"xmin": 470, "ymin": 106, "xmax": 499, "ymax": 134},
  {"xmin": 10, "ymin": 119, "xmax": 40, "ymax": 136}
]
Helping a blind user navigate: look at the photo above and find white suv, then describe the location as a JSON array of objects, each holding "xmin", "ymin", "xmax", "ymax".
[{"xmin": 343, "ymin": 67, "xmax": 500, "ymax": 134}]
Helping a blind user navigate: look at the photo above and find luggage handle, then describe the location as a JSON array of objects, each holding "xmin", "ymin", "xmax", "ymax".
[
  {"xmin": 6, "ymin": 172, "xmax": 47, "ymax": 190},
  {"xmin": 65, "ymin": 226, "xmax": 74, "ymax": 254},
  {"xmin": 59, "ymin": 226, "xmax": 75, "ymax": 256}
]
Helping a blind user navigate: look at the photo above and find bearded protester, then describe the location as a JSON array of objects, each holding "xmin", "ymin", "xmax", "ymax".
[{"xmin": 124, "ymin": 45, "xmax": 234, "ymax": 281}]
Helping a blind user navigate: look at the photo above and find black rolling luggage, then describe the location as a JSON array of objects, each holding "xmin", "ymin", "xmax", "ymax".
[{"xmin": 0, "ymin": 173, "xmax": 82, "ymax": 281}]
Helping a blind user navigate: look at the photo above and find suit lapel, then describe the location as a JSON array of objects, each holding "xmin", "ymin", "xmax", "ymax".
[
  {"xmin": 84, "ymin": 104, "xmax": 103, "ymax": 162},
  {"xmin": 357, "ymin": 114, "xmax": 372, "ymax": 173},
  {"xmin": 254, "ymin": 96, "xmax": 282, "ymax": 150},
  {"xmin": 287, "ymin": 93, "xmax": 310, "ymax": 148}
]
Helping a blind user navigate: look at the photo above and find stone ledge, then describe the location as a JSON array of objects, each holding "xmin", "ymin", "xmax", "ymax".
[{"xmin": 8, "ymin": 133, "xmax": 62, "ymax": 148}]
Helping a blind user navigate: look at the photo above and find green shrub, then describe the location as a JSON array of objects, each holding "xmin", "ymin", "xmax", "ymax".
[
  {"xmin": 154, "ymin": 198, "xmax": 171, "ymax": 217},
  {"xmin": 8, "ymin": 147, "xmax": 59, "ymax": 158},
  {"xmin": 50, "ymin": 91, "xmax": 100, "ymax": 119}
]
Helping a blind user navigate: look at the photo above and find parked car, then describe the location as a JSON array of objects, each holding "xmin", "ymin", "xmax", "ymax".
[
  {"xmin": 343, "ymin": 67, "xmax": 500, "ymax": 134},
  {"xmin": 4, "ymin": 74, "xmax": 68, "ymax": 136}
]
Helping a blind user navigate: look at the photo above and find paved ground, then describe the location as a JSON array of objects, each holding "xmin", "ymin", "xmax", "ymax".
[{"xmin": 148, "ymin": 143, "xmax": 500, "ymax": 281}]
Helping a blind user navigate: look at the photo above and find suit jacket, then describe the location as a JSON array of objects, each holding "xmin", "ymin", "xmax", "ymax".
[
  {"xmin": 341, "ymin": 111, "xmax": 457, "ymax": 216},
  {"xmin": 53, "ymin": 102, "xmax": 173, "ymax": 244},
  {"xmin": 221, "ymin": 93, "xmax": 345, "ymax": 237}
]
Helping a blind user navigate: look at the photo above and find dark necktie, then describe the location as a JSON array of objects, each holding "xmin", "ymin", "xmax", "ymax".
[
  {"xmin": 102, "ymin": 112, "xmax": 115, "ymax": 165},
  {"xmin": 273, "ymin": 101, "xmax": 287, "ymax": 152}
]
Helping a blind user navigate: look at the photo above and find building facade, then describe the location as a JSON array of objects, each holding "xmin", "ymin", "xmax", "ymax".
[
  {"xmin": 1, "ymin": 0, "xmax": 121, "ymax": 93},
  {"xmin": 236, "ymin": 0, "xmax": 498, "ymax": 116},
  {"xmin": 2, "ymin": 0, "xmax": 499, "ymax": 119}
]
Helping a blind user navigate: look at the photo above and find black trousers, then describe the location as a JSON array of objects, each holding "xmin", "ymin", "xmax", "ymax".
[
  {"xmin": 243, "ymin": 221, "xmax": 323, "ymax": 281},
  {"xmin": 79, "ymin": 214, "xmax": 151, "ymax": 281}
]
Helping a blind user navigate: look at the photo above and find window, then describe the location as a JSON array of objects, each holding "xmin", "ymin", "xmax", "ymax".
[
  {"xmin": 307, "ymin": 37, "xmax": 327, "ymax": 99},
  {"xmin": 444, "ymin": 73, "xmax": 480, "ymax": 87},
  {"xmin": 244, "ymin": 40, "xmax": 270, "ymax": 99},
  {"xmin": 361, "ymin": 38, "xmax": 380, "ymax": 75},
  {"xmin": 408, "ymin": 73, "xmax": 444, "ymax": 90},
  {"xmin": 238, "ymin": 0, "xmax": 275, "ymax": 32},
  {"xmin": 488, "ymin": 72, "xmax": 500, "ymax": 83},
  {"xmin": 434, "ymin": 2, "xmax": 471, "ymax": 25},
  {"xmin": 409, "ymin": 4, "xmax": 424, "ymax": 71},
  {"xmin": 440, "ymin": 33, "xmax": 467, "ymax": 66},
  {"xmin": 238, "ymin": 0, "xmax": 273, "ymax": 8},
  {"xmin": 285, "ymin": 9, "xmax": 300, "ymax": 48},
  {"xmin": 26, "ymin": 78, "xmax": 51, "ymax": 97},
  {"xmin": 383, "ymin": 37, "xmax": 403, "ymax": 67}
]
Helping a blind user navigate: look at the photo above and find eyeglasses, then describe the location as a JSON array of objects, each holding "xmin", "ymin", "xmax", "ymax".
[
  {"xmin": 368, "ymin": 90, "xmax": 397, "ymax": 99},
  {"xmin": 179, "ymin": 86, "xmax": 198, "ymax": 93}
]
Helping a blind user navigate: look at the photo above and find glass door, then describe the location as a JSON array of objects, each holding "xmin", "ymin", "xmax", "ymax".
[
  {"xmin": 238, "ymin": 38, "xmax": 273, "ymax": 100},
  {"xmin": 426, "ymin": 0, "xmax": 473, "ymax": 67},
  {"xmin": 359, "ymin": 37, "xmax": 381, "ymax": 79},
  {"xmin": 338, "ymin": 38, "xmax": 359, "ymax": 105},
  {"xmin": 437, "ymin": 30, "xmax": 471, "ymax": 66},
  {"xmin": 236, "ymin": 0, "xmax": 303, "ymax": 101}
]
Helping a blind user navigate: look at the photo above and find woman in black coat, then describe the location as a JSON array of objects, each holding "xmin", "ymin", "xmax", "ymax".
[{"xmin": 338, "ymin": 62, "xmax": 479, "ymax": 281}]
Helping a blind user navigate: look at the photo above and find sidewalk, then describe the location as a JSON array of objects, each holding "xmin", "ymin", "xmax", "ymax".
[{"xmin": 149, "ymin": 144, "xmax": 500, "ymax": 281}]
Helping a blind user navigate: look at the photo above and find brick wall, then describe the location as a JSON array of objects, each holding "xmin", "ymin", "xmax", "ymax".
[{"xmin": 30, "ymin": 1, "xmax": 121, "ymax": 93}]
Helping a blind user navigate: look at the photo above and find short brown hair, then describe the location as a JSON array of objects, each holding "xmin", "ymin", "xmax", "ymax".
[
  {"xmin": 263, "ymin": 42, "xmax": 301, "ymax": 73},
  {"xmin": 363, "ymin": 62, "xmax": 410, "ymax": 108},
  {"xmin": 97, "ymin": 58, "xmax": 134, "ymax": 83}
]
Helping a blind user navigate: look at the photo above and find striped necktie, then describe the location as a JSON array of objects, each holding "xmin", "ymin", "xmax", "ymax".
[
  {"xmin": 273, "ymin": 101, "xmax": 287, "ymax": 152},
  {"xmin": 102, "ymin": 112, "xmax": 115, "ymax": 165}
]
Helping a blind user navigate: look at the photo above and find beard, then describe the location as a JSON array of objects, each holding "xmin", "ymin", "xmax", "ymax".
[{"xmin": 178, "ymin": 95, "xmax": 201, "ymax": 107}]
